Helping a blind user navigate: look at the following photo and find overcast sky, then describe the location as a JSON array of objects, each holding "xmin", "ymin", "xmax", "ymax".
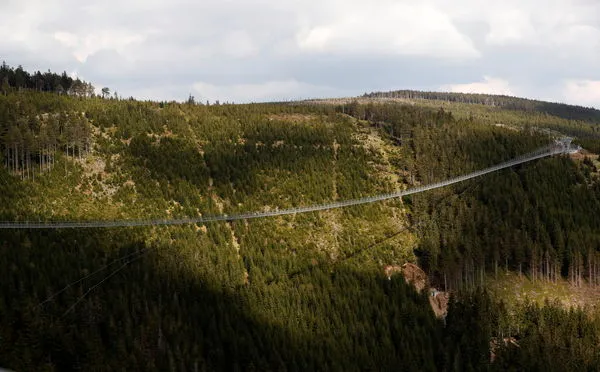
[{"xmin": 1, "ymin": 0, "xmax": 599, "ymax": 107}]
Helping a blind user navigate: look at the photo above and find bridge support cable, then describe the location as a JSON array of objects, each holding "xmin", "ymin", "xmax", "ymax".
[{"xmin": 0, "ymin": 143, "xmax": 573, "ymax": 229}]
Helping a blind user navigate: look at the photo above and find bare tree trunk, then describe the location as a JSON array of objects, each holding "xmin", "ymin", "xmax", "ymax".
[
  {"xmin": 545, "ymin": 251, "xmax": 549, "ymax": 282},
  {"xmin": 20, "ymin": 147, "xmax": 24, "ymax": 181},
  {"xmin": 589, "ymin": 250, "xmax": 592, "ymax": 285},
  {"xmin": 480, "ymin": 266, "xmax": 484, "ymax": 286},
  {"xmin": 531, "ymin": 253, "xmax": 536, "ymax": 282},
  {"xmin": 594, "ymin": 253, "xmax": 600, "ymax": 285},
  {"xmin": 494, "ymin": 259, "xmax": 498, "ymax": 278},
  {"xmin": 579, "ymin": 253, "xmax": 583, "ymax": 287},
  {"xmin": 570, "ymin": 256, "xmax": 574, "ymax": 286},
  {"xmin": 444, "ymin": 272, "xmax": 447, "ymax": 291}
]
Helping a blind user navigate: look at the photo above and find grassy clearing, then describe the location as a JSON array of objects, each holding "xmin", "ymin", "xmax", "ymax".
[{"xmin": 487, "ymin": 270, "xmax": 600, "ymax": 310}]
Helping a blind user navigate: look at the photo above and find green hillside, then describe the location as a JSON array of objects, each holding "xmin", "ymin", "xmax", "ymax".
[
  {"xmin": 2, "ymin": 65, "xmax": 600, "ymax": 370},
  {"xmin": 363, "ymin": 89, "xmax": 600, "ymax": 124}
]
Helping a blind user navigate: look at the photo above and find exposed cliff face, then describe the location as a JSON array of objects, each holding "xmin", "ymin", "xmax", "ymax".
[{"xmin": 385, "ymin": 263, "xmax": 449, "ymax": 318}]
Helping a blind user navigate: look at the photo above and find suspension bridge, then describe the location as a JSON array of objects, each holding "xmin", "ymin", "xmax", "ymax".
[{"xmin": 0, "ymin": 138, "xmax": 579, "ymax": 229}]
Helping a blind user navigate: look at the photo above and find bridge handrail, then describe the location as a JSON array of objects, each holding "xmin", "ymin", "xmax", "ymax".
[{"xmin": 0, "ymin": 144, "xmax": 572, "ymax": 229}]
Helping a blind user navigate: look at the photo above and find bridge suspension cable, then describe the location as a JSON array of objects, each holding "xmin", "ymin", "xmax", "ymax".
[{"xmin": 0, "ymin": 142, "xmax": 575, "ymax": 229}]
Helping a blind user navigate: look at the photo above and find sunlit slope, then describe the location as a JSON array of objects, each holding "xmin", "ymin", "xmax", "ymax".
[
  {"xmin": 0, "ymin": 97, "xmax": 418, "ymax": 269},
  {"xmin": 0, "ymin": 96, "xmax": 441, "ymax": 370},
  {"xmin": 2, "ymin": 92, "xmax": 600, "ymax": 370}
]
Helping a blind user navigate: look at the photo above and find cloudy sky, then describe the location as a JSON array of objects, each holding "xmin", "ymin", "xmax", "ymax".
[{"xmin": 1, "ymin": 0, "xmax": 599, "ymax": 107}]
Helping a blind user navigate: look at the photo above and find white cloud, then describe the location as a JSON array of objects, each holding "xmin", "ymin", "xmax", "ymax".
[
  {"xmin": 0, "ymin": 0, "xmax": 53, "ymax": 48},
  {"xmin": 485, "ymin": 8, "xmax": 538, "ymax": 45},
  {"xmin": 441, "ymin": 0, "xmax": 600, "ymax": 49},
  {"xmin": 1, "ymin": 0, "xmax": 599, "ymax": 105},
  {"xmin": 53, "ymin": 30, "xmax": 147, "ymax": 62},
  {"xmin": 441, "ymin": 76, "xmax": 515, "ymax": 96},
  {"xmin": 219, "ymin": 30, "xmax": 259, "ymax": 59},
  {"xmin": 563, "ymin": 80, "xmax": 600, "ymax": 108},
  {"xmin": 295, "ymin": 1, "xmax": 480, "ymax": 59},
  {"xmin": 53, "ymin": 32, "xmax": 79, "ymax": 49},
  {"xmin": 193, "ymin": 80, "xmax": 347, "ymax": 103}
]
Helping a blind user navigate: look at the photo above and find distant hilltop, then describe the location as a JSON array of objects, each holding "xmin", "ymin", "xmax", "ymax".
[{"xmin": 361, "ymin": 89, "xmax": 600, "ymax": 123}]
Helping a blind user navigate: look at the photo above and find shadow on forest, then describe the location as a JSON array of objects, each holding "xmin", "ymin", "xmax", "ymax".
[
  {"xmin": 276, "ymin": 229, "xmax": 406, "ymax": 285},
  {"xmin": 535, "ymin": 101, "xmax": 600, "ymax": 124},
  {"xmin": 128, "ymin": 135, "xmax": 211, "ymax": 188},
  {"xmin": 455, "ymin": 130, "xmax": 548, "ymax": 171},
  {"xmin": 0, "ymin": 228, "xmax": 442, "ymax": 371},
  {"xmin": 127, "ymin": 130, "xmax": 336, "ymax": 199}
]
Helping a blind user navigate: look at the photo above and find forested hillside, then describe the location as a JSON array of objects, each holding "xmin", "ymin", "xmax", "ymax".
[
  {"xmin": 341, "ymin": 103, "xmax": 600, "ymax": 291},
  {"xmin": 363, "ymin": 89, "xmax": 600, "ymax": 124},
  {"xmin": 2, "ymin": 65, "xmax": 600, "ymax": 370}
]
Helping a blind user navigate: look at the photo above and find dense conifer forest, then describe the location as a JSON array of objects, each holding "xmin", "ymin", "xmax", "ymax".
[
  {"xmin": 362, "ymin": 89, "xmax": 600, "ymax": 124},
  {"xmin": 1, "ymin": 64, "xmax": 600, "ymax": 370}
]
